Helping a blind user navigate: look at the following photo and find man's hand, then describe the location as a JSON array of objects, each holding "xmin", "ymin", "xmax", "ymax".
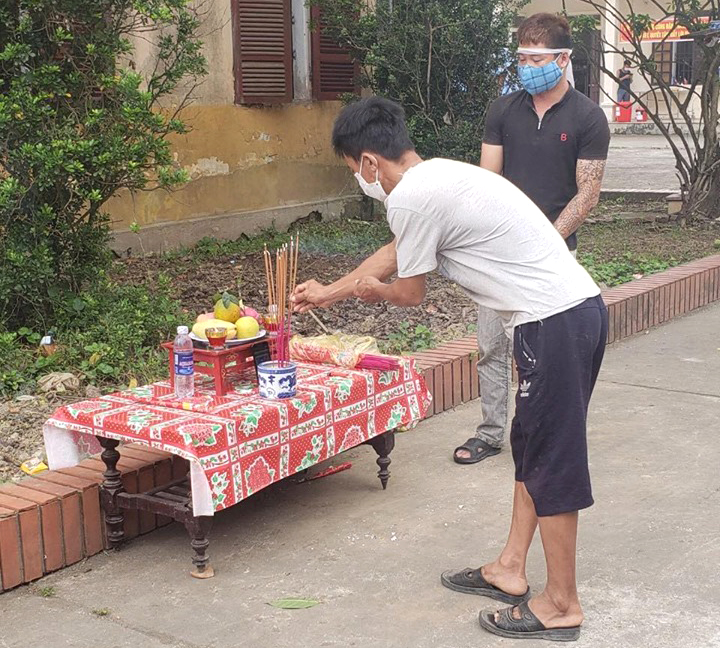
[
  {"xmin": 292, "ymin": 279, "xmax": 332, "ymax": 312},
  {"xmin": 354, "ymin": 274, "xmax": 427, "ymax": 307},
  {"xmin": 354, "ymin": 276, "xmax": 384, "ymax": 303}
]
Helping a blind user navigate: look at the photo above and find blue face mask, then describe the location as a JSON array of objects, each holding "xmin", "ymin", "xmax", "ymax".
[{"xmin": 518, "ymin": 56, "xmax": 564, "ymax": 95}]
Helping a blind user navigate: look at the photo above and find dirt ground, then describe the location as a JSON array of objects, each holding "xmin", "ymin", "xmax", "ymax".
[
  {"xmin": 0, "ymin": 397, "xmax": 71, "ymax": 483},
  {"xmin": 114, "ymin": 203, "xmax": 720, "ymax": 344},
  {"xmin": 118, "ymin": 253, "xmax": 477, "ymax": 343}
]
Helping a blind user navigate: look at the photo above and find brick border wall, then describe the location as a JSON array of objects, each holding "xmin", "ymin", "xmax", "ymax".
[
  {"xmin": 601, "ymin": 255, "xmax": 720, "ymax": 344},
  {"xmin": 1, "ymin": 254, "xmax": 719, "ymax": 592},
  {"xmin": 0, "ymin": 445, "xmax": 189, "ymax": 592}
]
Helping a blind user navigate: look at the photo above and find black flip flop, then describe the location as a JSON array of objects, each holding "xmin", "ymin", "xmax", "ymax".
[
  {"xmin": 479, "ymin": 601, "xmax": 581, "ymax": 642},
  {"xmin": 453, "ymin": 438, "xmax": 501, "ymax": 464},
  {"xmin": 440, "ymin": 568, "xmax": 530, "ymax": 604}
]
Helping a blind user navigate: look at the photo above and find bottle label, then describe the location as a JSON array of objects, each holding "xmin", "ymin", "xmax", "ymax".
[{"xmin": 174, "ymin": 351, "xmax": 194, "ymax": 376}]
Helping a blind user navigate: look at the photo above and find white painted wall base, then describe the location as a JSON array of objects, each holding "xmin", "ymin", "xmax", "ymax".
[{"xmin": 111, "ymin": 195, "xmax": 365, "ymax": 256}]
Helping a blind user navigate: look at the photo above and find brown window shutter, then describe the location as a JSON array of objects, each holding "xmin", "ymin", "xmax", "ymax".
[
  {"xmin": 232, "ymin": 0, "xmax": 293, "ymax": 105},
  {"xmin": 311, "ymin": 7, "xmax": 359, "ymax": 100},
  {"xmin": 652, "ymin": 42, "xmax": 673, "ymax": 85}
]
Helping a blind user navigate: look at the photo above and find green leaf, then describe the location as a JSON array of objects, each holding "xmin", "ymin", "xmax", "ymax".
[
  {"xmin": 221, "ymin": 291, "xmax": 239, "ymax": 308},
  {"xmin": 267, "ymin": 598, "xmax": 321, "ymax": 610}
]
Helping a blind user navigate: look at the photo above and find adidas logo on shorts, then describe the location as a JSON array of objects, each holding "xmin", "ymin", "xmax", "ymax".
[{"xmin": 520, "ymin": 380, "xmax": 532, "ymax": 398}]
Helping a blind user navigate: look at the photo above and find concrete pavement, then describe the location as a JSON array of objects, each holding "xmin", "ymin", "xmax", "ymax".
[
  {"xmin": 604, "ymin": 134, "xmax": 683, "ymax": 193},
  {"xmin": 1, "ymin": 303, "xmax": 719, "ymax": 648}
]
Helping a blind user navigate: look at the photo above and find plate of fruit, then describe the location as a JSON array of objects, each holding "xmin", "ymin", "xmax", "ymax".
[{"xmin": 190, "ymin": 291, "xmax": 266, "ymax": 346}]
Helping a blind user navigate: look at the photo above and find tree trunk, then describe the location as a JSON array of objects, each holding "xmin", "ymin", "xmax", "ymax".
[{"xmin": 686, "ymin": 160, "xmax": 720, "ymax": 221}]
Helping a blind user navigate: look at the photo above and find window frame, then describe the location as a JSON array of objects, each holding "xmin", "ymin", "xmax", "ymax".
[
  {"xmin": 231, "ymin": 0, "xmax": 294, "ymax": 106},
  {"xmin": 651, "ymin": 39, "xmax": 698, "ymax": 86},
  {"xmin": 310, "ymin": 6, "xmax": 360, "ymax": 101}
]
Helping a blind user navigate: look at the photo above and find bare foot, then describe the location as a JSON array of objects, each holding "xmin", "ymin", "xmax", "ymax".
[
  {"xmin": 499, "ymin": 592, "xmax": 584, "ymax": 629},
  {"xmin": 480, "ymin": 560, "xmax": 528, "ymax": 597},
  {"xmin": 455, "ymin": 448, "xmax": 471, "ymax": 460}
]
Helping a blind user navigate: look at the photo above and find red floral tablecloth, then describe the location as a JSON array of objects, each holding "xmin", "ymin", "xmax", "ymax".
[{"xmin": 43, "ymin": 360, "xmax": 430, "ymax": 515}]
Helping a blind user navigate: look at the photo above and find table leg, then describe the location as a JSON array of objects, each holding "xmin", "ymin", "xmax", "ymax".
[
  {"xmin": 185, "ymin": 515, "xmax": 214, "ymax": 579},
  {"xmin": 212, "ymin": 353, "xmax": 225, "ymax": 397},
  {"xmin": 97, "ymin": 437, "xmax": 126, "ymax": 548},
  {"xmin": 367, "ymin": 430, "xmax": 396, "ymax": 490}
]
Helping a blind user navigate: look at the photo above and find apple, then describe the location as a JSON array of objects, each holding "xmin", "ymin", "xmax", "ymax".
[{"xmin": 241, "ymin": 306, "xmax": 261, "ymax": 323}]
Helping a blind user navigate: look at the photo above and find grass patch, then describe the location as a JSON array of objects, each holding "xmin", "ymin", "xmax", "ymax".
[
  {"xmin": 577, "ymin": 219, "xmax": 718, "ymax": 286},
  {"xmin": 579, "ymin": 253, "xmax": 672, "ymax": 287},
  {"xmin": 91, "ymin": 608, "xmax": 111, "ymax": 617},
  {"xmin": 37, "ymin": 586, "xmax": 56, "ymax": 598},
  {"xmin": 382, "ymin": 322, "xmax": 437, "ymax": 355},
  {"xmin": 162, "ymin": 220, "xmax": 393, "ymax": 263},
  {"xmin": 0, "ymin": 278, "xmax": 182, "ymax": 397}
]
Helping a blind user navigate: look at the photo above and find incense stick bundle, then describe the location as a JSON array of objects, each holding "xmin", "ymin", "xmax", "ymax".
[
  {"xmin": 289, "ymin": 233, "xmax": 299, "ymax": 294},
  {"xmin": 262, "ymin": 237, "xmax": 300, "ymax": 366},
  {"xmin": 356, "ymin": 354, "xmax": 401, "ymax": 371},
  {"xmin": 263, "ymin": 245, "xmax": 275, "ymax": 311}
]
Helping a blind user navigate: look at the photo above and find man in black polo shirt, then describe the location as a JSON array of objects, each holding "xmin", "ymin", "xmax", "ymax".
[{"xmin": 453, "ymin": 12, "xmax": 610, "ymax": 468}]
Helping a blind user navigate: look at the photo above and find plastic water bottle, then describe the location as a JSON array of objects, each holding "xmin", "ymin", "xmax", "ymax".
[{"xmin": 173, "ymin": 326, "xmax": 195, "ymax": 399}]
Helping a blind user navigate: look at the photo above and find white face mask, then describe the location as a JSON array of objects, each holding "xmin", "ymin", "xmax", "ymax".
[{"xmin": 354, "ymin": 157, "xmax": 388, "ymax": 202}]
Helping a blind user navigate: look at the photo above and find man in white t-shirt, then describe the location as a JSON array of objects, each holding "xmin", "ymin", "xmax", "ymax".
[{"xmin": 292, "ymin": 97, "xmax": 607, "ymax": 642}]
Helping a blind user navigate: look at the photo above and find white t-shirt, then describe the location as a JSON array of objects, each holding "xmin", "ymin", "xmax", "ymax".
[{"xmin": 385, "ymin": 158, "xmax": 600, "ymax": 334}]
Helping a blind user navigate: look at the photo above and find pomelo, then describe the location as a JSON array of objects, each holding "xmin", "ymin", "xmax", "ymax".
[{"xmin": 214, "ymin": 292, "xmax": 242, "ymax": 323}]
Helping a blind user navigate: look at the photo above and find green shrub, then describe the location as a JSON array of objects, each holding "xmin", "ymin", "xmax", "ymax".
[
  {"xmin": 0, "ymin": 330, "xmax": 61, "ymax": 395},
  {"xmin": 0, "ymin": 279, "xmax": 184, "ymax": 396},
  {"xmin": 383, "ymin": 321, "xmax": 437, "ymax": 355},
  {"xmin": 57, "ymin": 278, "xmax": 185, "ymax": 386},
  {"xmin": 0, "ymin": 1, "xmax": 206, "ymax": 330},
  {"xmin": 309, "ymin": 0, "xmax": 522, "ymax": 162},
  {"xmin": 580, "ymin": 253, "xmax": 672, "ymax": 287}
]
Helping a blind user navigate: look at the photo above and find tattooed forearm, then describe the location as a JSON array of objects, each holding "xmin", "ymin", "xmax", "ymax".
[{"xmin": 554, "ymin": 159, "xmax": 606, "ymax": 241}]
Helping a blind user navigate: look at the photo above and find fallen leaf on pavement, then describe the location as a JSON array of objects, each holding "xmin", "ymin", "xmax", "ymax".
[{"xmin": 267, "ymin": 599, "xmax": 321, "ymax": 610}]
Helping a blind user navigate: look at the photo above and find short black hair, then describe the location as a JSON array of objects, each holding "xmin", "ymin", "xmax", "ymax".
[
  {"xmin": 331, "ymin": 97, "xmax": 415, "ymax": 162},
  {"xmin": 624, "ymin": 59, "xmax": 632, "ymax": 66}
]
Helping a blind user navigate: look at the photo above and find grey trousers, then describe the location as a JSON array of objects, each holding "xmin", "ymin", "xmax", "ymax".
[
  {"xmin": 474, "ymin": 250, "xmax": 577, "ymax": 448},
  {"xmin": 474, "ymin": 306, "xmax": 512, "ymax": 449}
]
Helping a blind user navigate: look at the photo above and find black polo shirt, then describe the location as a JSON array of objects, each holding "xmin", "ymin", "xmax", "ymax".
[{"xmin": 483, "ymin": 87, "xmax": 610, "ymax": 250}]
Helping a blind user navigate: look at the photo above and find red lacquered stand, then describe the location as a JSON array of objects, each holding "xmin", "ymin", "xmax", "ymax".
[{"xmin": 162, "ymin": 336, "xmax": 272, "ymax": 397}]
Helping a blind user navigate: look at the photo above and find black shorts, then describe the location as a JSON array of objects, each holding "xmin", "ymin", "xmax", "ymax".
[{"xmin": 511, "ymin": 295, "xmax": 608, "ymax": 517}]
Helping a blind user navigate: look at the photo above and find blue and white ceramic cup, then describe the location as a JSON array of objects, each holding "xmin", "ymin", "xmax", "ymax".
[{"xmin": 257, "ymin": 361, "xmax": 297, "ymax": 399}]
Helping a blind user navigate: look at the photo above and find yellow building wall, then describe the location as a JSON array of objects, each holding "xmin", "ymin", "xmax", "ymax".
[
  {"xmin": 107, "ymin": 2, "xmax": 357, "ymax": 253},
  {"xmin": 107, "ymin": 101, "xmax": 353, "ymax": 230}
]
